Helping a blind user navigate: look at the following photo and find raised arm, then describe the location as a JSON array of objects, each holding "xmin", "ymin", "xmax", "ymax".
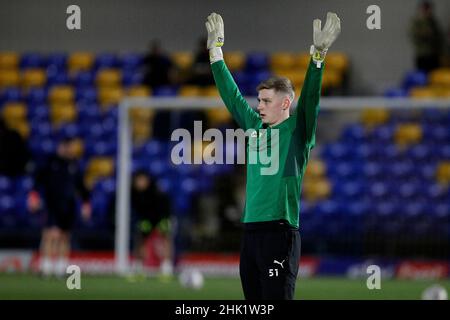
[
  {"xmin": 294, "ymin": 12, "xmax": 341, "ymax": 147},
  {"xmin": 206, "ymin": 12, "xmax": 260, "ymax": 130}
]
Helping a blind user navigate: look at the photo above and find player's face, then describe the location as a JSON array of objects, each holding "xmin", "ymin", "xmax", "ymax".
[
  {"xmin": 134, "ymin": 174, "xmax": 150, "ymax": 191},
  {"xmin": 57, "ymin": 142, "xmax": 71, "ymax": 159},
  {"xmin": 257, "ymin": 89, "xmax": 289, "ymax": 126}
]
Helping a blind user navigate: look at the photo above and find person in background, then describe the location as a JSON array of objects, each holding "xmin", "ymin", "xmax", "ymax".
[
  {"xmin": 0, "ymin": 116, "xmax": 30, "ymax": 177},
  {"xmin": 142, "ymin": 39, "xmax": 176, "ymax": 88},
  {"xmin": 28, "ymin": 137, "xmax": 91, "ymax": 277},
  {"xmin": 108, "ymin": 169, "xmax": 174, "ymax": 281},
  {"xmin": 188, "ymin": 37, "xmax": 216, "ymax": 86},
  {"xmin": 410, "ymin": 1, "xmax": 444, "ymax": 73},
  {"xmin": 125, "ymin": 170, "xmax": 173, "ymax": 278}
]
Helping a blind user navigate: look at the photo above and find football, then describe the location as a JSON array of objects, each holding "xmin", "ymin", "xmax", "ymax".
[
  {"xmin": 421, "ymin": 284, "xmax": 448, "ymax": 300},
  {"xmin": 179, "ymin": 269, "xmax": 204, "ymax": 290}
]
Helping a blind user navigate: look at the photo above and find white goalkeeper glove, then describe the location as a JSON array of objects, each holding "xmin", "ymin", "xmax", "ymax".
[
  {"xmin": 311, "ymin": 12, "xmax": 341, "ymax": 68},
  {"xmin": 205, "ymin": 12, "xmax": 225, "ymax": 63}
]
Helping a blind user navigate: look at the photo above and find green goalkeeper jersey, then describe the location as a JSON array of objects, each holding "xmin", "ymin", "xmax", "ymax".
[{"xmin": 211, "ymin": 59, "xmax": 324, "ymax": 228}]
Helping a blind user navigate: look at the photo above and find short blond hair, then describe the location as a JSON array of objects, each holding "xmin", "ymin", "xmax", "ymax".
[{"xmin": 256, "ymin": 76, "xmax": 295, "ymax": 101}]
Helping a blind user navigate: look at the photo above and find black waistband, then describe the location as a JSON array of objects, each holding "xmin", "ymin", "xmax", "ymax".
[{"xmin": 243, "ymin": 219, "xmax": 298, "ymax": 232}]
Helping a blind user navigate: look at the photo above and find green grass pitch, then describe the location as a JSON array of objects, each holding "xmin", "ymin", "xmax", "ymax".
[{"xmin": 1, "ymin": 273, "xmax": 449, "ymax": 300}]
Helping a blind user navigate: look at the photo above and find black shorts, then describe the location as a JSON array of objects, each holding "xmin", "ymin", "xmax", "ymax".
[
  {"xmin": 239, "ymin": 220, "xmax": 301, "ymax": 300},
  {"xmin": 45, "ymin": 210, "xmax": 76, "ymax": 231},
  {"xmin": 45, "ymin": 201, "xmax": 76, "ymax": 231}
]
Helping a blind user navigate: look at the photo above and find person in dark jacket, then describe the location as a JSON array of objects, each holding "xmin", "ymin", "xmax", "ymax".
[
  {"xmin": 130, "ymin": 170, "xmax": 173, "ymax": 277},
  {"xmin": 410, "ymin": 1, "xmax": 444, "ymax": 72},
  {"xmin": 28, "ymin": 137, "xmax": 91, "ymax": 277},
  {"xmin": 142, "ymin": 39, "xmax": 175, "ymax": 88},
  {"xmin": 0, "ymin": 116, "xmax": 30, "ymax": 177}
]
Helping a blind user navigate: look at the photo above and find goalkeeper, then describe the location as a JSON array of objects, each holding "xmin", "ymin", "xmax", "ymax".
[{"xmin": 206, "ymin": 12, "xmax": 341, "ymax": 299}]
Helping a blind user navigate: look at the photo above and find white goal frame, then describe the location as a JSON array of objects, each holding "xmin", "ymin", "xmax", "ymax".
[{"xmin": 115, "ymin": 96, "xmax": 450, "ymax": 275}]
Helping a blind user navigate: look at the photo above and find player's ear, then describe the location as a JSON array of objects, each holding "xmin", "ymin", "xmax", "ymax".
[{"xmin": 282, "ymin": 96, "xmax": 291, "ymax": 110}]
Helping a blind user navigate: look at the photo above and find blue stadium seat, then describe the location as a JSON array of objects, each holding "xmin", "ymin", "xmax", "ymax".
[
  {"xmin": 197, "ymin": 175, "xmax": 213, "ymax": 193},
  {"xmin": 152, "ymin": 85, "xmax": 178, "ymax": 96},
  {"xmin": 245, "ymin": 52, "xmax": 269, "ymax": 71},
  {"xmin": 422, "ymin": 108, "xmax": 447, "ymax": 125},
  {"xmin": 148, "ymin": 159, "xmax": 171, "ymax": 177},
  {"xmin": 0, "ymin": 87, "xmax": 22, "ymax": 105},
  {"xmin": 407, "ymin": 143, "xmax": 431, "ymax": 162},
  {"xmin": 25, "ymin": 88, "xmax": 47, "ymax": 105},
  {"xmin": 363, "ymin": 161, "xmax": 384, "ymax": 180},
  {"xmin": 46, "ymin": 68, "xmax": 69, "ymax": 86},
  {"xmin": 20, "ymin": 53, "xmax": 45, "ymax": 69},
  {"xmin": 241, "ymin": 84, "xmax": 258, "ymax": 96},
  {"xmin": 397, "ymin": 182, "xmax": 420, "ymax": 200},
  {"xmin": 384, "ymin": 87, "xmax": 407, "ymax": 97},
  {"xmin": 46, "ymin": 53, "xmax": 67, "ymax": 70},
  {"xmin": 373, "ymin": 143, "xmax": 405, "ymax": 161},
  {"xmin": 402, "ymin": 70, "xmax": 428, "ymax": 90},
  {"xmin": 333, "ymin": 180, "xmax": 367, "ymax": 201},
  {"xmin": 369, "ymin": 181, "xmax": 394, "ymax": 200},
  {"xmin": 132, "ymin": 159, "xmax": 149, "ymax": 173},
  {"xmin": 354, "ymin": 143, "xmax": 376, "ymax": 160},
  {"xmin": 341, "ymin": 124, "xmax": 368, "ymax": 143},
  {"xmin": 425, "ymin": 183, "xmax": 448, "ymax": 201},
  {"xmin": 231, "ymin": 71, "xmax": 248, "ymax": 87},
  {"xmin": 371, "ymin": 124, "xmax": 395, "ymax": 144},
  {"xmin": 418, "ymin": 163, "xmax": 438, "ymax": 181},
  {"xmin": 85, "ymin": 140, "xmax": 117, "ymax": 157},
  {"xmin": 423, "ymin": 124, "xmax": 449, "ymax": 142},
  {"xmin": 94, "ymin": 53, "xmax": 119, "ymax": 70},
  {"xmin": 172, "ymin": 163, "xmax": 199, "ymax": 177},
  {"xmin": 90, "ymin": 178, "xmax": 115, "ymax": 220},
  {"xmin": 156, "ymin": 176, "xmax": 173, "ymax": 194},
  {"xmin": 439, "ymin": 144, "xmax": 450, "ymax": 159},
  {"xmin": 200, "ymin": 164, "xmax": 226, "ymax": 176},
  {"xmin": 180, "ymin": 177, "xmax": 200, "ymax": 194},
  {"xmin": 387, "ymin": 160, "xmax": 414, "ymax": 179},
  {"xmin": 77, "ymin": 103, "xmax": 102, "ymax": 123},
  {"xmin": 373, "ymin": 200, "xmax": 399, "ymax": 218},
  {"xmin": 36, "ymin": 138, "xmax": 57, "ymax": 155},
  {"xmin": 143, "ymin": 139, "xmax": 167, "ymax": 158},
  {"xmin": 97, "ymin": 177, "xmax": 116, "ymax": 194},
  {"xmin": 122, "ymin": 70, "xmax": 144, "ymax": 87},
  {"xmin": 173, "ymin": 193, "xmax": 192, "ymax": 213},
  {"xmin": 76, "ymin": 86, "xmax": 97, "ymax": 103},
  {"xmin": 73, "ymin": 71, "xmax": 95, "ymax": 87},
  {"xmin": 121, "ymin": 53, "xmax": 143, "ymax": 70},
  {"xmin": 322, "ymin": 142, "xmax": 351, "ymax": 161},
  {"xmin": 314, "ymin": 200, "xmax": 342, "ymax": 218},
  {"xmin": 30, "ymin": 121, "xmax": 52, "ymax": 137},
  {"xmin": 404, "ymin": 200, "xmax": 428, "ymax": 218},
  {"xmin": 103, "ymin": 105, "xmax": 119, "ymax": 120},
  {"xmin": 81, "ymin": 123, "xmax": 104, "ymax": 141},
  {"xmin": 54, "ymin": 123, "xmax": 80, "ymax": 140},
  {"xmin": 327, "ymin": 160, "xmax": 362, "ymax": 180},
  {"xmin": 101, "ymin": 117, "xmax": 117, "ymax": 136},
  {"xmin": 243, "ymin": 71, "xmax": 272, "ymax": 96},
  {"xmin": 432, "ymin": 201, "xmax": 450, "ymax": 220},
  {"xmin": 346, "ymin": 200, "xmax": 370, "ymax": 218},
  {"xmin": 14, "ymin": 176, "xmax": 33, "ymax": 194},
  {"xmin": 0, "ymin": 195, "xmax": 15, "ymax": 215},
  {"xmin": 247, "ymin": 70, "xmax": 272, "ymax": 85},
  {"xmin": 0, "ymin": 176, "xmax": 13, "ymax": 194}
]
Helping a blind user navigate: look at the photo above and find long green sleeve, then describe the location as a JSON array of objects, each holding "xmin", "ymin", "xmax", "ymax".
[
  {"xmin": 293, "ymin": 59, "xmax": 324, "ymax": 148},
  {"xmin": 211, "ymin": 60, "xmax": 261, "ymax": 130}
]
